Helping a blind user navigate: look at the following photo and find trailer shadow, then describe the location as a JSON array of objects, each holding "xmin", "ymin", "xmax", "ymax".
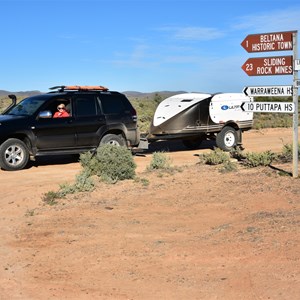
[{"xmin": 136, "ymin": 139, "xmax": 216, "ymax": 155}]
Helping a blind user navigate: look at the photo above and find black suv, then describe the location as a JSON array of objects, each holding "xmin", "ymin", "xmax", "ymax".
[{"xmin": 0, "ymin": 85, "xmax": 140, "ymax": 171}]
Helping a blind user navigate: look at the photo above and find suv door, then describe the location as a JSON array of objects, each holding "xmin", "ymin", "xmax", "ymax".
[
  {"xmin": 72, "ymin": 94, "xmax": 106, "ymax": 148},
  {"xmin": 33, "ymin": 97, "xmax": 76, "ymax": 150}
]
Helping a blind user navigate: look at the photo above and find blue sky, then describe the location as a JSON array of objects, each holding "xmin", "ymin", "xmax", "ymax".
[{"xmin": 1, "ymin": 0, "xmax": 300, "ymax": 93}]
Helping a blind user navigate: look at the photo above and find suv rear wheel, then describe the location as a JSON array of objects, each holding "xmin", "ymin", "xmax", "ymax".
[
  {"xmin": 0, "ymin": 138, "xmax": 29, "ymax": 171},
  {"xmin": 100, "ymin": 134, "xmax": 126, "ymax": 147}
]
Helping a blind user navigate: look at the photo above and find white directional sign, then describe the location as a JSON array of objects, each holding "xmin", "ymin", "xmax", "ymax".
[
  {"xmin": 243, "ymin": 85, "xmax": 293, "ymax": 97},
  {"xmin": 295, "ymin": 59, "xmax": 300, "ymax": 71},
  {"xmin": 241, "ymin": 101, "xmax": 295, "ymax": 113}
]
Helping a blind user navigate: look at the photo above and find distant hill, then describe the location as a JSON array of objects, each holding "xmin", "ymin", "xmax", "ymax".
[
  {"xmin": 123, "ymin": 90, "xmax": 187, "ymax": 99},
  {"xmin": 0, "ymin": 90, "xmax": 41, "ymax": 97},
  {"xmin": 0, "ymin": 90, "xmax": 187, "ymax": 100}
]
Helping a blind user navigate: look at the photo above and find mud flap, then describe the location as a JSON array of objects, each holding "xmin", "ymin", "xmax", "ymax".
[
  {"xmin": 236, "ymin": 129, "xmax": 244, "ymax": 149},
  {"xmin": 137, "ymin": 137, "xmax": 149, "ymax": 150}
]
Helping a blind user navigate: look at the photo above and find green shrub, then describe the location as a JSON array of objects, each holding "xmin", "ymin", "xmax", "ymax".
[
  {"xmin": 42, "ymin": 191, "xmax": 60, "ymax": 205},
  {"xmin": 80, "ymin": 144, "xmax": 136, "ymax": 182},
  {"xmin": 219, "ymin": 160, "xmax": 238, "ymax": 173},
  {"xmin": 134, "ymin": 177, "xmax": 150, "ymax": 186},
  {"xmin": 243, "ymin": 150, "xmax": 275, "ymax": 167},
  {"xmin": 276, "ymin": 143, "xmax": 300, "ymax": 163},
  {"xmin": 199, "ymin": 148, "xmax": 230, "ymax": 165},
  {"xmin": 148, "ymin": 152, "xmax": 171, "ymax": 170},
  {"xmin": 59, "ymin": 171, "xmax": 95, "ymax": 195},
  {"xmin": 230, "ymin": 147, "xmax": 246, "ymax": 161},
  {"xmin": 129, "ymin": 93, "xmax": 165, "ymax": 134},
  {"xmin": 42, "ymin": 170, "xmax": 95, "ymax": 204},
  {"xmin": 253, "ymin": 113, "xmax": 293, "ymax": 129},
  {"xmin": 74, "ymin": 171, "xmax": 95, "ymax": 191}
]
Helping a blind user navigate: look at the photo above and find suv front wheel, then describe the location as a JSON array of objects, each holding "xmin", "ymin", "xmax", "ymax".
[
  {"xmin": 100, "ymin": 134, "xmax": 126, "ymax": 147},
  {"xmin": 0, "ymin": 138, "xmax": 30, "ymax": 171}
]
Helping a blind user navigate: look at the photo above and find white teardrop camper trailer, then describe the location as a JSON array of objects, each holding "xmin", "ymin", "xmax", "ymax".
[{"xmin": 147, "ymin": 92, "xmax": 253, "ymax": 151}]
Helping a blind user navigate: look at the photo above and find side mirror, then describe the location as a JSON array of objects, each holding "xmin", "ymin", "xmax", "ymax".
[{"xmin": 38, "ymin": 110, "xmax": 53, "ymax": 119}]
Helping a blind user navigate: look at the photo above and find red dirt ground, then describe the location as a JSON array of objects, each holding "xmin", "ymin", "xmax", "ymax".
[{"xmin": 0, "ymin": 128, "xmax": 299, "ymax": 299}]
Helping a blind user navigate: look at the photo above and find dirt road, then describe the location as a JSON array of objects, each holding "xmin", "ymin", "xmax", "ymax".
[{"xmin": 0, "ymin": 128, "xmax": 299, "ymax": 299}]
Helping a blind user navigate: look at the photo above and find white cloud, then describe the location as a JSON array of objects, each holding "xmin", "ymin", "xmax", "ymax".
[
  {"xmin": 233, "ymin": 6, "xmax": 300, "ymax": 33},
  {"xmin": 159, "ymin": 26, "xmax": 225, "ymax": 41},
  {"xmin": 108, "ymin": 44, "xmax": 159, "ymax": 68}
]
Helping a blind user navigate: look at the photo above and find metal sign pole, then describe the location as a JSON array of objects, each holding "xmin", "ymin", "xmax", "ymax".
[{"xmin": 293, "ymin": 32, "xmax": 299, "ymax": 178}]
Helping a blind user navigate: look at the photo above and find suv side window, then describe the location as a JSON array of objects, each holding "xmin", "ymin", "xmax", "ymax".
[
  {"xmin": 40, "ymin": 97, "xmax": 71, "ymax": 117},
  {"xmin": 99, "ymin": 94, "xmax": 126, "ymax": 114},
  {"xmin": 74, "ymin": 95, "xmax": 98, "ymax": 116}
]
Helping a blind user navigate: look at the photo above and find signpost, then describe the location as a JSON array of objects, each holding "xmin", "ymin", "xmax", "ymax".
[
  {"xmin": 292, "ymin": 32, "xmax": 299, "ymax": 178},
  {"xmin": 241, "ymin": 31, "xmax": 294, "ymax": 53},
  {"xmin": 241, "ymin": 30, "xmax": 298, "ymax": 177},
  {"xmin": 241, "ymin": 56, "xmax": 293, "ymax": 76},
  {"xmin": 241, "ymin": 101, "xmax": 295, "ymax": 113},
  {"xmin": 243, "ymin": 85, "xmax": 293, "ymax": 97}
]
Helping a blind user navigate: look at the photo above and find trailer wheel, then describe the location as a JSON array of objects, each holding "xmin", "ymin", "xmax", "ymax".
[
  {"xmin": 0, "ymin": 138, "xmax": 29, "ymax": 171},
  {"xmin": 182, "ymin": 137, "xmax": 203, "ymax": 149},
  {"xmin": 216, "ymin": 126, "xmax": 237, "ymax": 151},
  {"xmin": 100, "ymin": 134, "xmax": 126, "ymax": 147}
]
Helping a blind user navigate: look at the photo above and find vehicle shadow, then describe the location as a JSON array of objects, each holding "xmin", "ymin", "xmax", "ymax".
[
  {"xmin": 26, "ymin": 140, "xmax": 216, "ymax": 169},
  {"xmin": 27, "ymin": 154, "xmax": 80, "ymax": 169}
]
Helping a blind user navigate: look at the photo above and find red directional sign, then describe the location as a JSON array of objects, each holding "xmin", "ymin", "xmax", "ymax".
[
  {"xmin": 241, "ymin": 55, "xmax": 293, "ymax": 76},
  {"xmin": 241, "ymin": 31, "xmax": 295, "ymax": 53}
]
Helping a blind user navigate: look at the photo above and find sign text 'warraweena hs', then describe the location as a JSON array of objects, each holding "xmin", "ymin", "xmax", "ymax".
[
  {"xmin": 243, "ymin": 85, "xmax": 293, "ymax": 97},
  {"xmin": 241, "ymin": 56, "xmax": 293, "ymax": 76},
  {"xmin": 241, "ymin": 31, "xmax": 295, "ymax": 53},
  {"xmin": 241, "ymin": 101, "xmax": 295, "ymax": 113}
]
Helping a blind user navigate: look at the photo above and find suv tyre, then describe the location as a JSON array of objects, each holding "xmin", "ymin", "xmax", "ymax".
[
  {"xmin": 100, "ymin": 134, "xmax": 126, "ymax": 147},
  {"xmin": 0, "ymin": 138, "xmax": 29, "ymax": 171}
]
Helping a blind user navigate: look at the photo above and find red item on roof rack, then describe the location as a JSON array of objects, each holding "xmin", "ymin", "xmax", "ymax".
[
  {"xmin": 64, "ymin": 85, "xmax": 109, "ymax": 91},
  {"xmin": 49, "ymin": 85, "xmax": 109, "ymax": 91}
]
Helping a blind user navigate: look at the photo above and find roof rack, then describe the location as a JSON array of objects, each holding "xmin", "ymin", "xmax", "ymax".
[{"xmin": 49, "ymin": 85, "xmax": 109, "ymax": 92}]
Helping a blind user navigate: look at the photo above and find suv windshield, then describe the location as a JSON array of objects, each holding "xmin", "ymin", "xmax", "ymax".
[{"xmin": 6, "ymin": 97, "xmax": 47, "ymax": 116}]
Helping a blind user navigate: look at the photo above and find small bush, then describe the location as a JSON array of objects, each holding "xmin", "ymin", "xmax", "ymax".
[
  {"xmin": 80, "ymin": 145, "xmax": 136, "ymax": 182},
  {"xmin": 243, "ymin": 150, "xmax": 275, "ymax": 167},
  {"xmin": 134, "ymin": 177, "xmax": 150, "ymax": 186},
  {"xmin": 199, "ymin": 148, "xmax": 230, "ymax": 165},
  {"xmin": 79, "ymin": 151, "xmax": 95, "ymax": 174},
  {"xmin": 74, "ymin": 171, "xmax": 95, "ymax": 191},
  {"xmin": 59, "ymin": 171, "xmax": 95, "ymax": 196},
  {"xmin": 42, "ymin": 191, "xmax": 60, "ymax": 205},
  {"xmin": 219, "ymin": 160, "xmax": 238, "ymax": 173},
  {"xmin": 42, "ymin": 170, "xmax": 95, "ymax": 204},
  {"xmin": 276, "ymin": 143, "xmax": 300, "ymax": 163},
  {"xmin": 148, "ymin": 152, "xmax": 171, "ymax": 170},
  {"xmin": 230, "ymin": 147, "xmax": 246, "ymax": 161}
]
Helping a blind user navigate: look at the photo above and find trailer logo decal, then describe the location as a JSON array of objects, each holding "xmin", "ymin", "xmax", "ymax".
[
  {"xmin": 221, "ymin": 105, "xmax": 229, "ymax": 110},
  {"xmin": 221, "ymin": 104, "xmax": 241, "ymax": 110}
]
